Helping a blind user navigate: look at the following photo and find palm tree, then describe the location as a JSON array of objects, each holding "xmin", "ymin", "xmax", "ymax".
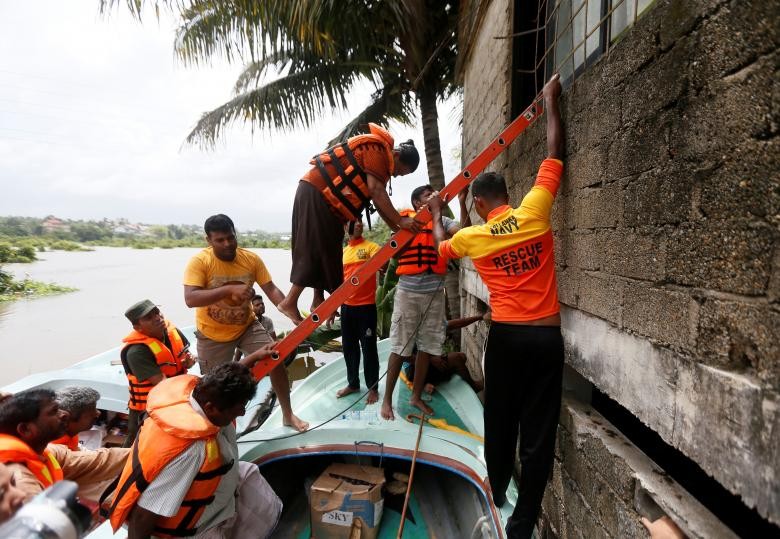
[{"xmin": 102, "ymin": 0, "xmax": 459, "ymax": 190}]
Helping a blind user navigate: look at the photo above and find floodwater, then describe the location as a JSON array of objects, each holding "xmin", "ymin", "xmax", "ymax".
[{"xmin": 0, "ymin": 247, "xmax": 314, "ymax": 386}]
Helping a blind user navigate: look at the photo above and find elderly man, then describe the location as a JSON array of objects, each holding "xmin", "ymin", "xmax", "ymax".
[
  {"xmin": 120, "ymin": 299, "xmax": 195, "ymax": 447},
  {"xmin": 0, "ymin": 389, "xmax": 128, "ymax": 502},
  {"xmin": 109, "ymin": 351, "xmax": 281, "ymax": 539},
  {"xmin": 51, "ymin": 386, "xmax": 101, "ymax": 451}
]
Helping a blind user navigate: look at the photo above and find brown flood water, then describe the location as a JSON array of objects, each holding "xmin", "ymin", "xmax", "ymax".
[{"xmin": 0, "ymin": 247, "xmax": 313, "ymax": 386}]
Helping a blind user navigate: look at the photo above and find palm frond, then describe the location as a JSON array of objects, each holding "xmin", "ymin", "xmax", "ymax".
[
  {"xmin": 328, "ymin": 85, "xmax": 416, "ymax": 146},
  {"xmin": 233, "ymin": 51, "xmax": 390, "ymax": 96},
  {"xmin": 185, "ymin": 60, "xmax": 366, "ymax": 147}
]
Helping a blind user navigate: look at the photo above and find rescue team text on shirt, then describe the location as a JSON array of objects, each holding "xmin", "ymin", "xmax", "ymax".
[{"xmin": 491, "ymin": 242, "xmax": 543, "ymax": 276}]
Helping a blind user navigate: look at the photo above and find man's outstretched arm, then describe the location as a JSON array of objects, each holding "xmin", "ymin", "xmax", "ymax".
[
  {"xmin": 366, "ymin": 174, "xmax": 420, "ymax": 233},
  {"xmin": 428, "ymin": 196, "xmax": 448, "ymax": 249},
  {"xmin": 184, "ymin": 284, "xmax": 251, "ymax": 308},
  {"xmin": 544, "ymin": 74, "xmax": 563, "ymax": 159}
]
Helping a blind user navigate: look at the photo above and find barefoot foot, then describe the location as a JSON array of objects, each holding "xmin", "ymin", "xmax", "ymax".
[
  {"xmin": 283, "ymin": 413, "xmax": 309, "ymax": 432},
  {"xmin": 277, "ymin": 298, "xmax": 304, "ymax": 325},
  {"xmin": 409, "ymin": 396, "xmax": 434, "ymax": 416},
  {"xmin": 336, "ymin": 386, "xmax": 360, "ymax": 399},
  {"xmin": 366, "ymin": 389, "xmax": 379, "ymax": 405},
  {"xmin": 380, "ymin": 400, "xmax": 395, "ymax": 420},
  {"xmin": 424, "ymin": 383, "xmax": 435, "ymax": 395}
]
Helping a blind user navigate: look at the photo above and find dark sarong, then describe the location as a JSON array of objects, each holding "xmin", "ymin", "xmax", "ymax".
[{"xmin": 290, "ymin": 180, "xmax": 345, "ymax": 292}]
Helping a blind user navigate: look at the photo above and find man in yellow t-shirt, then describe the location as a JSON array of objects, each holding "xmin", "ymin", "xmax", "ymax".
[{"xmin": 183, "ymin": 214, "xmax": 309, "ymax": 432}]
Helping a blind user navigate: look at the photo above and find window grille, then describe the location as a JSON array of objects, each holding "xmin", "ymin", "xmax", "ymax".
[{"xmin": 511, "ymin": 0, "xmax": 656, "ymax": 113}]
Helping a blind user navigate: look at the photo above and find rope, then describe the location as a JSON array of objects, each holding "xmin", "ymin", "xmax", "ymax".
[{"xmin": 238, "ymin": 271, "xmax": 447, "ymax": 444}]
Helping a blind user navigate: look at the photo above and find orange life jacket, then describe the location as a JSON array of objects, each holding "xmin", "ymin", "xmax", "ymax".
[
  {"xmin": 0, "ymin": 434, "xmax": 64, "ymax": 488},
  {"xmin": 395, "ymin": 209, "xmax": 448, "ymax": 275},
  {"xmin": 305, "ymin": 123, "xmax": 395, "ymax": 226},
  {"xmin": 120, "ymin": 321, "xmax": 187, "ymax": 412},
  {"xmin": 109, "ymin": 375, "xmax": 233, "ymax": 537},
  {"xmin": 50, "ymin": 433, "xmax": 79, "ymax": 451}
]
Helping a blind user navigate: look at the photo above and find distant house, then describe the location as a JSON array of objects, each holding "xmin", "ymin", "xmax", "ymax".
[
  {"xmin": 41, "ymin": 215, "xmax": 70, "ymax": 234},
  {"xmin": 113, "ymin": 223, "xmax": 150, "ymax": 236}
]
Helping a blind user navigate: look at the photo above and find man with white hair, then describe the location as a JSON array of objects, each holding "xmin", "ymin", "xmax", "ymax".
[{"xmin": 51, "ymin": 387, "xmax": 101, "ymax": 451}]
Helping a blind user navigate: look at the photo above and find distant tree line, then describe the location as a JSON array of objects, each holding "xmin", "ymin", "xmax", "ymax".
[{"xmin": 0, "ymin": 216, "xmax": 291, "ymax": 256}]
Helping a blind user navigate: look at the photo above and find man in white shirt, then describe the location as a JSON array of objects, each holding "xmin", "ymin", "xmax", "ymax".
[{"xmin": 109, "ymin": 352, "xmax": 282, "ymax": 539}]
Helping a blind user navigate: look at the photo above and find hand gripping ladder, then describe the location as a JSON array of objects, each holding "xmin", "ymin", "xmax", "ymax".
[{"xmin": 250, "ymin": 99, "xmax": 544, "ymax": 381}]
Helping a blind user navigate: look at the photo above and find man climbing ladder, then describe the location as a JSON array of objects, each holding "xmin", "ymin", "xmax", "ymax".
[{"xmin": 247, "ymin": 78, "xmax": 548, "ymax": 384}]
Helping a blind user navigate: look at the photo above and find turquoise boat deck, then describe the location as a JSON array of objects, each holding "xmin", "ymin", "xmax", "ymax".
[{"xmin": 5, "ymin": 332, "xmax": 516, "ymax": 538}]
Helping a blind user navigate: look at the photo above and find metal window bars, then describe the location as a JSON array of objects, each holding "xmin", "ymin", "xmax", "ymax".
[{"xmin": 515, "ymin": 0, "xmax": 656, "ymax": 96}]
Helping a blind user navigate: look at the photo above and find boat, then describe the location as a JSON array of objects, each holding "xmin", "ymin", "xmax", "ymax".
[{"xmin": 3, "ymin": 328, "xmax": 518, "ymax": 538}]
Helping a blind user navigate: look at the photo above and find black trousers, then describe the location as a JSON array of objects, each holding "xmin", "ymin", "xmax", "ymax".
[
  {"xmin": 483, "ymin": 323, "xmax": 564, "ymax": 539},
  {"xmin": 341, "ymin": 304, "xmax": 379, "ymax": 390}
]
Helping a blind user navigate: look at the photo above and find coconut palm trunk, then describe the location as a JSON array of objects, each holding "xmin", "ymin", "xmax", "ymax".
[{"xmin": 418, "ymin": 89, "xmax": 446, "ymax": 191}]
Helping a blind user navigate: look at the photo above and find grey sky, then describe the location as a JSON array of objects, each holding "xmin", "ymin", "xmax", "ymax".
[{"xmin": 0, "ymin": 1, "xmax": 463, "ymax": 232}]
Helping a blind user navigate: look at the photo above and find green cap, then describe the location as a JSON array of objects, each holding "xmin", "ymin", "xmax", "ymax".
[{"xmin": 125, "ymin": 299, "xmax": 157, "ymax": 323}]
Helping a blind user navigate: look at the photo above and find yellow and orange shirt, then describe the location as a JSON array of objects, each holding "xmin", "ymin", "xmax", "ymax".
[
  {"xmin": 183, "ymin": 247, "xmax": 272, "ymax": 342},
  {"xmin": 438, "ymin": 158, "xmax": 564, "ymax": 323},
  {"xmin": 343, "ymin": 238, "xmax": 381, "ymax": 306}
]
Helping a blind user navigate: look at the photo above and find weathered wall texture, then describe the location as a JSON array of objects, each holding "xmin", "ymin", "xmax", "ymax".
[{"xmin": 458, "ymin": 0, "xmax": 779, "ymax": 534}]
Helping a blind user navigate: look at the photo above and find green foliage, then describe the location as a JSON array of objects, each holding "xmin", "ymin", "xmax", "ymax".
[
  {"xmin": 0, "ymin": 266, "xmax": 76, "ymax": 301},
  {"xmin": 375, "ymin": 258, "xmax": 399, "ymax": 339},
  {"xmin": 0, "ymin": 216, "xmax": 290, "ymax": 253},
  {"xmin": 69, "ymin": 222, "xmax": 112, "ymax": 242},
  {"xmin": 49, "ymin": 240, "xmax": 90, "ymax": 252},
  {"xmin": 362, "ymin": 221, "xmax": 392, "ymax": 246},
  {"xmin": 101, "ymin": 0, "xmax": 459, "ymax": 190},
  {"xmin": 0, "ymin": 241, "xmax": 37, "ymax": 263},
  {"xmin": 277, "ymin": 325, "xmax": 343, "ymax": 356},
  {"xmin": 0, "ymin": 217, "xmax": 39, "ymax": 237}
]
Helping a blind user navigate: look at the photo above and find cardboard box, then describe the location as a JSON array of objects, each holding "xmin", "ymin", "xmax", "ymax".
[
  {"xmin": 102, "ymin": 433, "xmax": 126, "ymax": 447},
  {"xmin": 310, "ymin": 463, "xmax": 385, "ymax": 539}
]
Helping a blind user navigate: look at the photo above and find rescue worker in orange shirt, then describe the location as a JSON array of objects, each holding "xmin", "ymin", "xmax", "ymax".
[
  {"xmin": 119, "ymin": 299, "xmax": 195, "ymax": 447},
  {"xmin": 428, "ymin": 74, "xmax": 564, "ymax": 539},
  {"xmin": 277, "ymin": 124, "xmax": 422, "ymax": 322},
  {"xmin": 337, "ymin": 219, "xmax": 385, "ymax": 404}
]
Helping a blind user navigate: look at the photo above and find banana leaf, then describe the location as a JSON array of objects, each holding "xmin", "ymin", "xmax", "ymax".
[
  {"xmin": 376, "ymin": 257, "xmax": 399, "ymax": 338},
  {"xmin": 277, "ymin": 323, "xmax": 343, "ymax": 356}
]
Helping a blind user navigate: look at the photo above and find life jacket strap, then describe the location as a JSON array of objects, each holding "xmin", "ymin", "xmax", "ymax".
[
  {"xmin": 193, "ymin": 459, "xmax": 234, "ymax": 481},
  {"xmin": 314, "ymin": 143, "xmax": 376, "ymax": 230},
  {"xmin": 108, "ymin": 440, "xmax": 150, "ymax": 516},
  {"xmin": 397, "ymin": 244, "xmax": 440, "ymax": 268}
]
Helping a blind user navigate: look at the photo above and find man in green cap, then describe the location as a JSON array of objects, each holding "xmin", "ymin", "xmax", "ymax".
[{"xmin": 119, "ymin": 299, "xmax": 195, "ymax": 447}]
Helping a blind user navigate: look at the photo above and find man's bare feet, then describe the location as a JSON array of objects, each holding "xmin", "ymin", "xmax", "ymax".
[
  {"xmin": 409, "ymin": 396, "xmax": 434, "ymax": 416},
  {"xmin": 283, "ymin": 413, "xmax": 309, "ymax": 432},
  {"xmin": 424, "ymin": 383, "xmax": 435, "ymax": 395},
  {"xmin": 380, "ymin": 400, "xmax": 395, "ymax": 420},
  {"xmin": 336, "ymin": 386, "xmax": 360, "ymax": 399},
  {"xmin": 277, "ymin": 297, "xmax": 304, "ymax": 325},
  {"xmin": 366, "ymin": 389, "xmax": 379, "ymax": 405}
]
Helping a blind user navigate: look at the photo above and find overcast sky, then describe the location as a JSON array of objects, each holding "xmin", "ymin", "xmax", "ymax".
[{"xmin": 0, "ymin": 1, "xmax": 462, "ymax": 232}]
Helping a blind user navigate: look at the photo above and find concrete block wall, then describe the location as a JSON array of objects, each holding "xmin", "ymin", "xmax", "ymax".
[
  {"xmin": 539, "ymin": 395, "xmax": 738, "ymax": 539},
  {"xmin": 458, "ymin": 0, "xmax": 779, "ymax": 532}
]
